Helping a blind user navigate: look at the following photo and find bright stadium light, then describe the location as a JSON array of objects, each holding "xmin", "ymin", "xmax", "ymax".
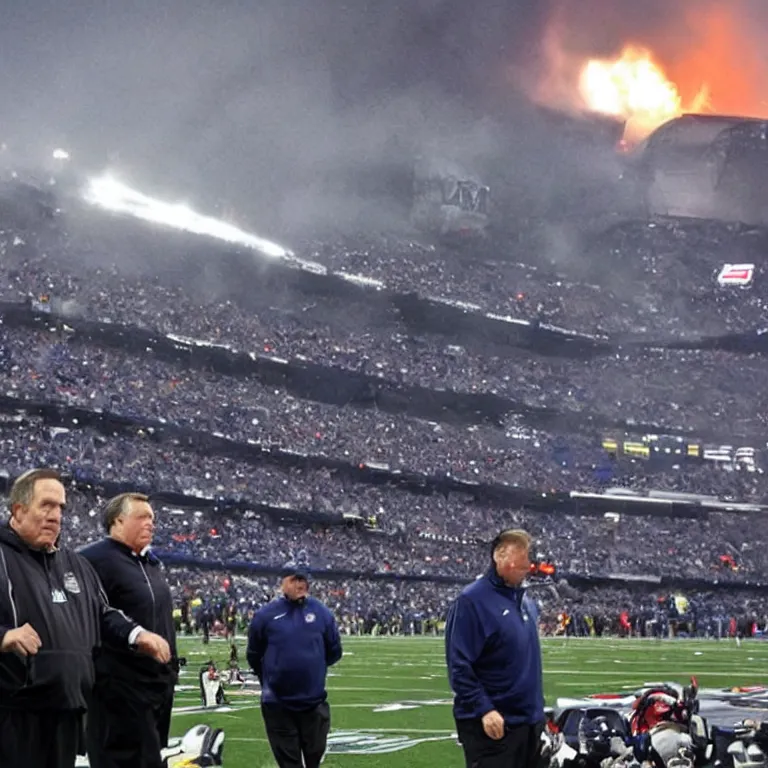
[
  {"xmin": 52, "ymin": 148, "xmax": 70, "ymax": 160},
  {"xmin": 83, "ymin": 174, "xmax": 292, "ymax": 258}
]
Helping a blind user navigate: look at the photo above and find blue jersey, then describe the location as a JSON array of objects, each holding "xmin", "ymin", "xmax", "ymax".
[{"xmin": 247, "ymin": 595, "xmax": 342, "ymax": 711}]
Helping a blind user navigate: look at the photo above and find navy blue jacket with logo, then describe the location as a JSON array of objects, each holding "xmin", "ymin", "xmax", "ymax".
[
  {"xmin": 79, "ymin": 537, "xmax": 178, "ymax": 704},
  {"xmin": 445, "ymin": 567, "xmax": 545, "ymax": 725},
  {"xmin": 247, "ymin": 595, "xmax": 342, "ymax": 710},
  {"xmin": 0, "ymin": 525, "xmax": 138, "ymax": 711}
]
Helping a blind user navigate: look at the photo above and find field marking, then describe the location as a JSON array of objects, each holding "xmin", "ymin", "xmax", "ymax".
[
  {"xmin": 330, "ymin": 673, "xmax": 447, "ymax": 682},
  {"xmin": 331, "ymin": 686, "xmax": 447, "ymax": 694},
  {"xmin": 227, "ymin": 737, "xmax": 271, "ymax": 743},
  {"xmin": 545, "ymin": 669, "xmax": 768, "ymax": 678},
  {"xmin": 174, "ymin": 704, "xmax": 261, "ymax": 717},
  {"xmin": 173, "ymin": 700, "xmax": 455, "ymax": 717},
  {"xmin": 569, "ymin": 658, "xmax": 760, "ymax": 667},
  {"xmin": 229, "ymin": 726, "xmax": 458, "ymax": 741}
]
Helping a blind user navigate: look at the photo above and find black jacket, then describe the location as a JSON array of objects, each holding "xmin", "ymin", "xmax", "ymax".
[
  {"xmin": 0, "ymin": 525, "xmax": 138, "ymax": 711},
  {"xmin": 79, "ymin": 538, "xmax": 178, "ymax": 701}
]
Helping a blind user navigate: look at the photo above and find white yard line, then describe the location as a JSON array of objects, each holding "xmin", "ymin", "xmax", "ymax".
[{"xmin": 173, "ymin": 700, "xmax": 455, "ymax": 717}]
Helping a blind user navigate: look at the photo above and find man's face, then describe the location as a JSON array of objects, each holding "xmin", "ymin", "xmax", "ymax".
[
  {"xmin": 12, "ymin": 478, "xmax": 66, "ymax": 550},
  {"xmin": 495, "ymin": 544, "xmax": 531, "ymax": 587},
  {"xmin": 282, "ymin": 575, "xmax": 309, "ymax": 601},
  {"xmin": 113, "ymin": 500, "xmax": 155, "ymax": 553}
]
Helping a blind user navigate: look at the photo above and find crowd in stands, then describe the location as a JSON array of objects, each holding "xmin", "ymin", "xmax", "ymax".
[
  {"xmin": 47, "ymin": 472, "xmax": 764, "ymax": 583},
  {"xmin": 298, "ymin": 220, "xmax": 768, "ymax": 339},
  {"xmin": 0, "ymin": 413, "xmax": 760, "ymax": 584},
  {"xmin": 2, "ymin": 326, "xmax": 765, "ymax": 497},
  {"xmin": 2, "ymin": 215, "xmax": 768, "ymax": 447},
  {"xmin": 165, "ymin": 569, "xmax": 768, "ymax": 640},
  {"xmin": 0, "ymin": 177, "xmax": 766, "ymax": 631}
]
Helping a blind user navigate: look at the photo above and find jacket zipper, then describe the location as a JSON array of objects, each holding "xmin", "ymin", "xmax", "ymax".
[
  {"xmin": 0, "ymin": 548, "xmax": 18, "ymax": 627},
  {"xmin": 138, "ymin": 559, "xmax": 157, "ymax": 631}
]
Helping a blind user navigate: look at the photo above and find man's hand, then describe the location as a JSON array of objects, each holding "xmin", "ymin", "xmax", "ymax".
[
  {"xmin": 134, "ymin": 630, "xmax": 171, "ymax": 664},
  {"xmin": 0, "ymin": 623, "xmax": 42, "ymax": 656},
  {"xmin": 482, "ymin": 710, "xmax": 505, "ymax": 740}
]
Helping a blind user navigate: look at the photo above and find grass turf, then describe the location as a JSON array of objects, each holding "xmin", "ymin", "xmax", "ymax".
[{"xmin": 171, "ymin": 636, "xmax": 768, "ymax": 768}]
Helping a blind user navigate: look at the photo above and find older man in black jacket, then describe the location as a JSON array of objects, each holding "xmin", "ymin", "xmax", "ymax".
[
  {"xmin": 0, "ymin": 469, "xmax": 171, "ymax": 768},
  {"xmin": 80, "ymin": 492, "xmax": 178, "ymax": 768}
]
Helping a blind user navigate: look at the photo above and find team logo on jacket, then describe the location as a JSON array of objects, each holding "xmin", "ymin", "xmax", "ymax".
[
  {"xmin": 63, "ymin": 572, "xmax": 81, "ymax": 594},
  {"xmin": 51, "ymin": 589, "xmax": 68, "ymax": 604},
  {"xmin": 305, "ymin": 612, "xmax": 316, "ymax": 623}
]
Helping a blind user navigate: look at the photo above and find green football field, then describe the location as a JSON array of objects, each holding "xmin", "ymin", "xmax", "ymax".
[{"xmin": 170, "ymin": 636, "xmax": 768, "ymax": 768}]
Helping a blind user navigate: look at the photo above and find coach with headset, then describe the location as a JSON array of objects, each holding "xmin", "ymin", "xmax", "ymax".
[
  {"xmin": 80, "ymin": 492, "xmax": 178, "ymax": 768},
  {"xmin": 445, "ymin": 528, "xmax": 545, "ymax": 768}
]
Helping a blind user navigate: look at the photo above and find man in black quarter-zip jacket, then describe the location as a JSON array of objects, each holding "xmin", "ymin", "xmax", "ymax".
[
  {"xmin": 0, "ymin": 469, "xmax": 171, "ymax": 768},
  {"xmin": 79, "ymin": 492, "xmax": 178, "ymax": 768}
]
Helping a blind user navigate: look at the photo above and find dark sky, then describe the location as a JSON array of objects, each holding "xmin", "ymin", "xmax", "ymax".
[{"xmin": 1, "ymin": 0, "xmax": 761, "ymax": 233}]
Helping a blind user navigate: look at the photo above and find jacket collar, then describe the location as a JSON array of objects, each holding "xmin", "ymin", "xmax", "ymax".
[
  {"xmin": 486, "ymin": 566, "xmax": 526, "ymax": 606},
  {"xmin": 0, "ymin": 523, "xmax": 23, "ymax": 552},
  {"xmin": 1, "ymin": 522, "xmax": 58, "ymax": 555},
  {"xmin": 280, "ymin": 594, "xmax": 307, "ymax": 607},
  {"xmin": 107, "ymin": 536, "xmax": 154, "ymax": 563}
]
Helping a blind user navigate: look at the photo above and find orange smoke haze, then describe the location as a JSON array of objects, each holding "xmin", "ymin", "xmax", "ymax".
[
  {"xmin": 667, "ymin": 5, "xmax": 768, "ymax": 119},
  {"xmin": 534, "ymin": 2, "xmax": 768, "ymax": 145}
]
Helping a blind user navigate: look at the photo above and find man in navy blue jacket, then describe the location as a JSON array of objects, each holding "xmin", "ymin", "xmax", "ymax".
[
  {"xmin": 79, "ymin": 492, "xmax": 178, "ymax": 768},
  {"xmin": 446, "ymin": 529, "xmax": 545, "ymax": 768},
  {"xmin": 247, "ymin": 566, "xmax": 342, "ymax": 768}
]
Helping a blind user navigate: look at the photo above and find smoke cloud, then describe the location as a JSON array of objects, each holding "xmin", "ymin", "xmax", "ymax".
[
  {"xmin": 0, "ymin": 1, "xmax": 550, "ymax": 236},
  {"xmin": 3, "ymin": 0, "xmax": 765, "ymax": 241}
]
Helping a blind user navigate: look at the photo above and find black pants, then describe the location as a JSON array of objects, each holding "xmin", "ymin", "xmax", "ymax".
[
  {"xmin": 261, "ymin": 701, "xmax": 331, "ymax": 768},
  {"xmin": 456, "ymin": 719, "xmax": 544, "ymax": 768},
  {"xmin": 86, "ymin": 686, "xmax": 174, "ymax": 768},
  {"xmin": 0, "ymin": 709, "xmax": 83, "ymax": 768}
]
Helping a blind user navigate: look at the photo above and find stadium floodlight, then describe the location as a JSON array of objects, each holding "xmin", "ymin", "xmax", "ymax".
[
  {"xmin": 52, "ymin": 148, "xmax": 70, "ymax": 160},
  {"xmin": 83, "ymin": 174, "xmax": 292, "ymax": 259}
]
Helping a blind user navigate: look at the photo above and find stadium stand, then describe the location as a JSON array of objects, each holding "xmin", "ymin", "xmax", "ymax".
[{"xmin": 0, "ymin": 176, "xmax": 765, "ymax": 636}]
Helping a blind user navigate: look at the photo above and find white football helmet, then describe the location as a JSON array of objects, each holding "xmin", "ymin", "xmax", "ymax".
[{"xmin": 163, "ymin": 724, "xmax": 225, "ymax": 767}]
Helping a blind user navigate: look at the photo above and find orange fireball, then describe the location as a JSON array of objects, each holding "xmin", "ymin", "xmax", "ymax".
[
  {"xmin": 579, "ymin": 45, "xmax": 707, "ymax": 143},
  {"xmin": 580, "ymin": 46, "xmax": 680, "ymax": 118}
]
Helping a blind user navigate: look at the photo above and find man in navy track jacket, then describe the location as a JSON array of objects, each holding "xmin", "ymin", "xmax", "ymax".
[
  {"xmin": 79, "ymin": 492, "xmax": 178, "ymax": 768},
  {"xmin": 446, "ymin": 528, "xmax": 545, "ymax": 768},
  {"xmin": 247, "ymin": 566, "xmax": 342, "ymax": 768}
]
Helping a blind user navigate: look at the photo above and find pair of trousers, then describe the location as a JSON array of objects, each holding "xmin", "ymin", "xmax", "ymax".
[
  {"xmin": 86, "ymin": 685, "xmax": 173, "ymax": 768},
  {"xmin": 261, "ymin": 701, "xmax": 331, "ymax": 768},
  {"xmin": 456, "ymin": 718, "xmax": 544, "ymax": 768},
  {"xmin": 0, "ymin": 709, "xmax": 83, "ymax": 768}
]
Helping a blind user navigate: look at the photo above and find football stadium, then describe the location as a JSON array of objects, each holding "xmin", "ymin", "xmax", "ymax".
[
  {"xmin": 160, "ymin": 636, "xmax": 768, "ymax": 767},
  {"xmin": 1, "ymin": 1, "xmax": 768, "ymax": 767}
]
